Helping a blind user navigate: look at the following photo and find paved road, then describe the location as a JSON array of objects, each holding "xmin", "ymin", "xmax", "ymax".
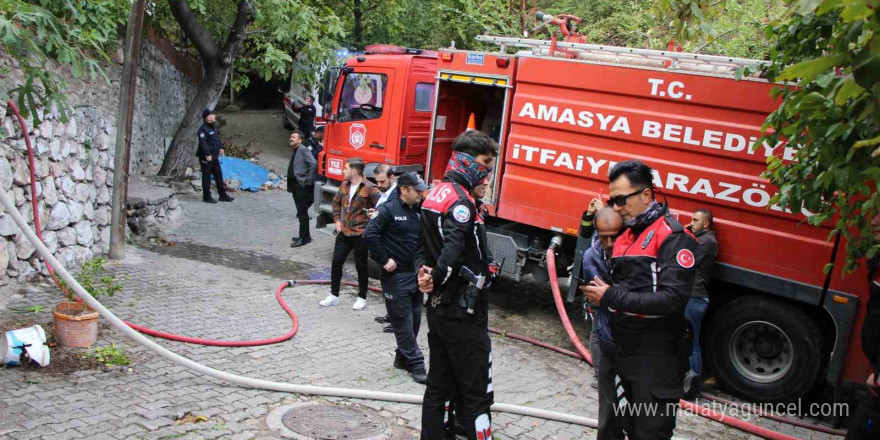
[{"xmin": 0, "ymin": 188, "xmax": 843, "ymax": 439}]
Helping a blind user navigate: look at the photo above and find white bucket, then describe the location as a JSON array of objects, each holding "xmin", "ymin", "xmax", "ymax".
[{"xmin": 2, "ymin": 325, "xmax": 50, "ymax": 367}]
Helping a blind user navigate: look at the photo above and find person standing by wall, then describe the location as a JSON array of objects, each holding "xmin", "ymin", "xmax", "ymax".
[
  {"xmin": 320, "ymin": 158, "xmax": 380, "ymax": 310},
  {"xmin": 365, "ymin": 172, "xmax": 429, "ymax": 384},
  {"xmin": 583, "ymin": 160, "xmax": 697, "ymax": 440},
  {"xmin": 683, "ymin": 208, "xmax": 718, "ymax": 397},
  {"xmin": 288, "ymin": 130, "xmax": 317, "ymax": 248},
  {"xmin": 292, "ymin": 96, "xmax": 317, "ymax": 139},
  {"xmin": 417, "ymin": 131, "xmax": 498, "ymax": 440},
  {"xmin": 196, "ymin": 108, "xmax": 234, "ymax": 204}
]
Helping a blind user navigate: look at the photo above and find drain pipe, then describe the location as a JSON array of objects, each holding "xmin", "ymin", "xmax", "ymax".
[{"xmin": 0, "ymin": 189, "xmax": 598, "ymax": 428}]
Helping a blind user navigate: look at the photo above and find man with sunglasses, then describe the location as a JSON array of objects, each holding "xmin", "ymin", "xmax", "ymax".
[{"xmin": 583, "ymin": 160, "xmax": 698, "ymax": 440}]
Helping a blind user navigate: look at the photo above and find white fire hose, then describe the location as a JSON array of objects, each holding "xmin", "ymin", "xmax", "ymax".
[{"xmin": 0, "ymin": 188, "xmax": 598, "ymax": 428}]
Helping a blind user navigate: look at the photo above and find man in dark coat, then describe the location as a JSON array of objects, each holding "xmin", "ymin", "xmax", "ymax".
[
  {"xmin": 196, "ymin": 108, "xmax": 233, "ymax": 203},
  {"xmin": 287, "ymin": 130, "xmax": 317, "ymax": 247},
  {"xmin": 583, "ymin": 160, "xmax": 697, "ymax": 440}
]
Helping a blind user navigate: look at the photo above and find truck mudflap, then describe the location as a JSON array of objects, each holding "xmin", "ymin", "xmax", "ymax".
[{"xmin": 822, "ymin": 290, "xmax": 860, "ymax": 390}]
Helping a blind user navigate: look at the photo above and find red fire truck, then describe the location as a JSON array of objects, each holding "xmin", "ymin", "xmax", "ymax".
[{"xmin": 313, "ymin": 28, "xmax": 870, "ymax": 404}]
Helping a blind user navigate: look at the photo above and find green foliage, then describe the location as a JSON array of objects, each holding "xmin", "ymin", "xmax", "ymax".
[
  {"xmin": 8, "ymin": 305, "xmax": 46, "ymax": 314},
  {"xmin": 759, "ymin": 0, "xmax": 879, "ymax": 273},
  {"xmin": 86, "ymin": 343, "xmax": 131, "ymax": 366},
  {"xmin": 0, "ymin": 0, "xmax": 126, "ymax": 125},
  {"xmin": 148, "ymin": 1, "xmax": 344, "ymax": 92},
  {"xmin": 650, "ymin": 0, "xmax": 787, "ymax": 58},
  {"xmin": 665, "ymin": 0, "xmax": 878, "ymax": 272},
  {"xmin": 59, "ymin": 257, "xmax": 123, "ymax": 302}
]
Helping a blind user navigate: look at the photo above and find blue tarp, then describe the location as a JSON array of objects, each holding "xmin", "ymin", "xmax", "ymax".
[{"xmin": 218, "ymin": 157, "xmax": 283, "ymax": 192}]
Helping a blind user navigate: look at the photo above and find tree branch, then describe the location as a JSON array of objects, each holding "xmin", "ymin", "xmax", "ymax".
[
  {"xmin": 219, "ymin": 0, "xmax": 253, "ymax": 65},
  {"xmin": 168, "ymin": 0, "xmax": 219, "ymax": 61},
  {"xmin": 695, "ymin": 29, "xmax": 736, "ymax": 52}
]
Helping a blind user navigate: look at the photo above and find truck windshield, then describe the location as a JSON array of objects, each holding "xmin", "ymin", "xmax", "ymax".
[{"xmin": 337, "ymin": 73, "xmax": 388, "ymax": 123}]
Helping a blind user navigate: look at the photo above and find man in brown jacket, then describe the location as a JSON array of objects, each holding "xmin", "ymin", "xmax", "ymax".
[{"xmin": 320, "ymin": 158, "xmax": 380, "ymax": 310}]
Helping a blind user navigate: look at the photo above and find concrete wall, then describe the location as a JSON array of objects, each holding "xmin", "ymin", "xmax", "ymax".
[{"xmin": 0, "ymin": 37, "xmax": 197, "ymax": 286}]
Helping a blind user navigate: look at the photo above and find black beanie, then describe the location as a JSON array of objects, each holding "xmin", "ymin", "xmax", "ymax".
[{"xmin": 202, "ymin": 108, "xmax": 214, "ymax": 119}]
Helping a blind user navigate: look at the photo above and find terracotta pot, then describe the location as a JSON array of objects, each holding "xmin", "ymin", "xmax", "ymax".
[{"xmin": 53, "ymin": 302, "xmax": 99, "ymax": 348}]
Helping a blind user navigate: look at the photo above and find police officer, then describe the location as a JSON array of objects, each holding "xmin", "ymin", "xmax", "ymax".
[
  {"xmin": 292, "ymin": 96, "xmax": 317, "ymax": 139},
  {"xmin": 197, "ymin": 108, "xmax": 233, "ymax": 204},
  {"xmin": 365, "ymin": 172, "xmax": 429, "ymax": 384},
  {"xmin": 417, "ymin": 131, "xmax": 498, "ymax": 440},
  {"xmin": 583, "ymin": 160, "xmax": 697, "ymax": 440}
]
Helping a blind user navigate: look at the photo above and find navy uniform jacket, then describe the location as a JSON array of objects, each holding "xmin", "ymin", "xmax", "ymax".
[
  {"xmin": 196, "ymin": 123, "xmax": 221, "ymax": 159},
  {"xmin": 365, "ymin": 196, "xmax": 421, "ymax": 273}
]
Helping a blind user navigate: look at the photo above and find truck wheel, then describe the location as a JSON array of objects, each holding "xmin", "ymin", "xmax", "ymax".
[
  {"xmin": 282, "ymin": 107, "xmax": 293, "ymax": 129},
  {"xmin": 708, "ymin": 296, "xmax": 823, "ymax": 403}
]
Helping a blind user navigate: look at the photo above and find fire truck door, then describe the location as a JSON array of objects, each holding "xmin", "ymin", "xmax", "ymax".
[
  {"xmin": 427, "ymin": 72, "xmax": 511, "ymax": 207},
  {"xmin": 330, "ymin": 68, "xmax": 395, "ymax": 166}
]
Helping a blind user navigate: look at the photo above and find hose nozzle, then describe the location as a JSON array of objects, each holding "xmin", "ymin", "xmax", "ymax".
[{"xmin": 549, "ymin": 235, "xmax": 563, "ymax": 251}]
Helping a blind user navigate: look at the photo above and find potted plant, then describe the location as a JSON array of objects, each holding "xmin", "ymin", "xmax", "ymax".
[{"xmin": 53, "ymin": 258, "xmax": 122, "ymax": 348}]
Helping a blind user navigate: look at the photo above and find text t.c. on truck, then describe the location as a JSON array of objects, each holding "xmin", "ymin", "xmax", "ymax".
[{"xmin": 313, "ymin": 38, "xmax": 871, "ymax": 404}]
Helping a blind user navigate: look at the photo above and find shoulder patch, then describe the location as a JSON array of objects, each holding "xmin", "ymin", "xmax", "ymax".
[
  {"xmin": 452, "ymin": 205, "xmax": 471, "ymax": 223},
  {"xmin": 676, "ymin": 249, "xmax": 695, "ymax": 268},
  {"xmin": 199, "ymin": 133, "xmax": 205, "ymax": 138}
]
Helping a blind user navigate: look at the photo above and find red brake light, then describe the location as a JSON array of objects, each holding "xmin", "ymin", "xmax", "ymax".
[
  {"xmin": 496, "ymin": 58, "xmax": 510, "ymax": 68},
  {"xmin": 440, "ymin": 52, "xmax": 454, "ymax": 62}
]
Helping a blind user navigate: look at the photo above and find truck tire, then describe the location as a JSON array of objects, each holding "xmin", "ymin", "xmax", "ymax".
[
  {"xmin": 707, "ymin": 296, "xmax": 824, "ymax": 403},
  {"xmin": 282, "ymin": 107, "xmax": 293, "ymax": 129}
]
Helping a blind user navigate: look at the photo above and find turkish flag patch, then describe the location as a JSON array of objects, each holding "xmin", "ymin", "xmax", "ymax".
[{"xmin": 676, "ymin": 249, "xmax": 695, "ymax": 268}]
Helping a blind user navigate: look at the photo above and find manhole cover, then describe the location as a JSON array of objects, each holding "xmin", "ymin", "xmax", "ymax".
[{"xmin": 268, "ymin": 403, "xmax": 390, "ymax": 439}]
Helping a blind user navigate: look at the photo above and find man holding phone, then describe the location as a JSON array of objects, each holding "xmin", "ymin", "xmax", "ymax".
[{"xmin": 583, "ymin": 160, "xmax": 697, "ymax": 440}]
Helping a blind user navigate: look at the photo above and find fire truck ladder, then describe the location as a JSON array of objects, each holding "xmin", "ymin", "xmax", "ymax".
[{"xmin": 475, "ymin": 35, "xmax": 768, "ymax": 76}]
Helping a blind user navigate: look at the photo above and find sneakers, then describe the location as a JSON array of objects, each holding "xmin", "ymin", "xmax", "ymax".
[
  {"xmin": 375, "ymin": 315, "xmax": 391, "ymax": 324},
  {"xmin": 411, "ymin": 365, "xmax": 428, "ymax": 384},
  {"xmin": 352, "ymin": 297, "xmax": 367, "ymax": 310},
  {"xmin": 319, "ymin": 295, "xmax": 340, "ymax": 307}
]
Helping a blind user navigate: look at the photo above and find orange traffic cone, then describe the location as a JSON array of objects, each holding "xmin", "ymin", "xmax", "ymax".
[{"xmin": 466, "ymin": 113, "xmax": 476, "ymax": 131}]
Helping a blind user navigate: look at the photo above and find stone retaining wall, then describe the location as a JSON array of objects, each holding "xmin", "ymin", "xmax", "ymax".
[{"xmin": 0, "ymin": 37, "xmax": 197, "ymax": 287}]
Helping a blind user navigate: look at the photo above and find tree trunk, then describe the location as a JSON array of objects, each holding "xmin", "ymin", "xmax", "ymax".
[
  {"xmin": 157, "ymin": 63, "xmax": 229, "ymax": 177},
  {"xmin": 158, "ymin": 0, "xmax": 251, "ymax": 179},
  {"xmin": 353, "ymin": 0, "xmax": 363, "ymax": 49}
]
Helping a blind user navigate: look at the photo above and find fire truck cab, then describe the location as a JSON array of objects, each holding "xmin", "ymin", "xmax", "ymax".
[{"xmin": 313, "ymin": 45, "xmax": 438, "ymax": 226}]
